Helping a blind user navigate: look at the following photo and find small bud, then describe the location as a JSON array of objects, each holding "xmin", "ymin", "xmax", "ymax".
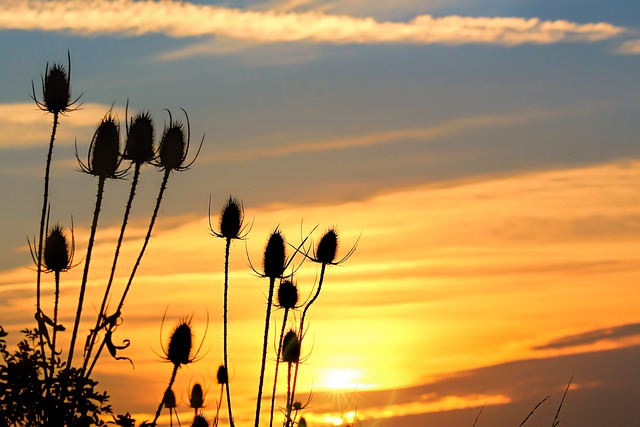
[
  {"xmin": 219, "ymin": 197, "xmax": 243, "ymax": 239},
  {"xmin": 216, "ymin": 365, "xmax": 228, "ymax": 385},
  {"xmin": 163, "ymin": 388, "xmax": 177, "ymax": 409},
  {"xmin": 263, "ymin": 229, "xmax": 286, "ymax": 279},
  {"xmin": 166, "ymin": 320, "xmax": 193, "ymax": 367},
  {"xmin": 124, "ymin": 111, "xmax": 155, "ymax": 164},
  {"xmin": 282, "ymin": 330, "xmax": 300, "ymax": 364},
  {"xmin": 191, "ymin": 414, "xmax": 209, "ymax": 427},
  {"xmin": 44, "ymin": 225, "xmax": 71, "ymax": 273},
  {"xmin": 316, "ymin": 228, "xmax": 338, "ymax": 264},
  {"xmin": 277, "ymin": 280, "xmax": 298, "ymax": 310},
  {"xmin": 190, "ymin": 383, "xmax": 204, "ymax": 409}
]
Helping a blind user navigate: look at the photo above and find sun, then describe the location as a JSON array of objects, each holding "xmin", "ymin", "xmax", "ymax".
[{"xmin": 320, "ymin": 368, "xmax": 361, "ymax": 390}]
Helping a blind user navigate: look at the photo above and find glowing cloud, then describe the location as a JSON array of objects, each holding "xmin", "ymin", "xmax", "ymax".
[{"xmin": 0, "ymin": 0, "xmax": 626, "ymax": 49}]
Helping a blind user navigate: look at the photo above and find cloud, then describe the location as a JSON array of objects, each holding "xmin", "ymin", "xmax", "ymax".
[
  {"xmin": 0, "ymin": 0, "xmax": 626, "ymax": 53},
  {"xmin": 534, "ymin": 323, "xmax": 640, "ymax": 350},
  {"xmin": 615, "ymin": 38, "xmax": 640, "ymax": 54}
]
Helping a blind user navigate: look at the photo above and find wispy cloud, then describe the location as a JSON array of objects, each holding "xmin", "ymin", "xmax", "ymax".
[
  {"xmin": 0, "ymin": 0, "xmax": 626, "ymax": 51},
  {"xmin": 615, "ymin": 38, "xmax": 640, "ymax": 54}
]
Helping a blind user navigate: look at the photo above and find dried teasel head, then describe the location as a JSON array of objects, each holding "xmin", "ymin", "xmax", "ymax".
[
  {"xmin": 315, "ymin": 228, "xmax": 338, "ymax": 265},
  {"xmin": 191, "ymin": 414, "xmax": 209, "ymax": 427},
  {"xmin": 155, "ymin": 108, "xmax": 202, "ymax": 172},
  {"xmin": 78, "ymin": 112, "xmax": 123, "ymax": 179},
  {"xmin": 163, "ymin": 388, "xmax": 177, "ymax": 409},
  {"xmin": 219, "ymin": 197, "xmax": 243, "ymax": 239},
  {"xmin": 32, "ymin": 52, "xmax": 80, "ymax": 115},
  {"xmin": 216, "ymin": 365, "xmax": 228, "ymax": 385},
  {"xmin": 277, "ymin": 280, "xmax": 298, "ymax": 310},
  {"xmin": 124, "ymin": 110, "xmax": 155, "ymax": 165},
  {"xmin": 263, "ymin": 229, "xmax": 286, "ymax": 280},
  {"xmin": 43, "ymin": 224, "xmax": 74, "ymax": 273},
  {"xmin": 190, "ymin": 383, "xmax": 204, "ymax": 410},
  {"xmin": 281, "ymin": 330, "xmax": 300, "ymax": 364},
  {"xmin": 166, "ymin": 319, "xmax": 194, "ymax": 367}
]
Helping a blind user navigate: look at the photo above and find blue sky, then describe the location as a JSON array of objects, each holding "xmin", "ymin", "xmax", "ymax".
[{"xmin": 1, "ymin": 1, "xmax": 639, "ymax": 426}]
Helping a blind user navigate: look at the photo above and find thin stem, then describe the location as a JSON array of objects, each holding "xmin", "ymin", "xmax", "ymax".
[
  {"xmin": 269, "ymin": 308, "xmax": 290, "ymax": 427},
  {"xmin": 285, "ymin": 362, "xmax": 293, "ymax": 427},
  {"xmin": 254, "ymin": 276, "xmax": 276, "ymax": 427},
  {"xmin": 83, "ymin": 163, "xmax": 142, "ymax": 374},
  {"xmin": 36, "ymin": 111, "xmax": 58, "ymax": 366},
  {"xmin": 223, "ymin": 237, "xmax": 236, "ymax": 427},
  {"xmin": 50, "ymin": 270, "xmax": 61, "ymax": 376},
  {"xmin": 115, "ymin": 169, "xmax": 170, "ymax": 317},
  {"xmin": 67, "ymin": 176, "xmax": 106, "ymax": 368},
  {"xmin": 152, "ymin": 364, "xmax": 180, "ymax": 426},
  {"xmin": 289, "ymin": 263, "xmax": 326, "ymax": 414}
]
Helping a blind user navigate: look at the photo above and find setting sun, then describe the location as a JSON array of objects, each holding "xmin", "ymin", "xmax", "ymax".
[{"xmin": 320, "ymin": 368, "xmax": 362, "ymax": 390}]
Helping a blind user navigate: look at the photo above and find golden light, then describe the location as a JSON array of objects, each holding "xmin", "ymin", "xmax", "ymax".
[{"xmin": 320, "ymin": 368, "xmax": 362, "ymax": 390}]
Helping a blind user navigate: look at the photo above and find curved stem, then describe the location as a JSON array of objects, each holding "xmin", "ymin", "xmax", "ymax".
[
  {"xmin": 116, "ymin": 169, "xmax": 170, "ymax": 317},
  {"xmin": 289, "ymin": 263, "xmax": 326, "ymax": 416},
  {"xmin": 223, "ymin": 237, "xmax": 236, "ymax": 427},
  {"xmin": 83, "ymin": 163, "xmax": 142, "ymax": 374},
  {"xmin": 152, "ymin": 364, "xmax": 180, "ymax": 426},
  {"xmin": 67, "ymin": 176, "xmax": 106, "ymax": 368},
  {"xmin": 269, "ymin": 308, "xmax": 289, "ymax": 427},
  {"xmin": 254, "ymin": 276, "xmax": 276, "ymax": 427},
  {"xmin": 37, "ymin": 111, "xmax": 58, "ymax": 365}
]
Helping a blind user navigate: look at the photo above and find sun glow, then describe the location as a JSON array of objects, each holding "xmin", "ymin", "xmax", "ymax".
[{"xmin": 320, "ymin": 368, "xmax": 362, "ymax": 390}]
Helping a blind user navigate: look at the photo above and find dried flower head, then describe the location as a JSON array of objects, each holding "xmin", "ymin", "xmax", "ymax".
[
  {"xmin": 190, "ymin": 383, "xmax": 204, "ymax": 410},
  {"xmin": 316, "ymin": 228, "xmax": 338, "ymax": 264},
  {"xmin": 281, "ymin": 330, "xmax": 300, "ymax": 364},
  {"xmin": 155, "ymin": 108, "xmax": 202, "ymax": 172},
  {"xmin": 298, "ymin": 417, "xmax": 307, "ymax": 427},
  {"xmin": 166, "ymin": 319, "xmax": 193, "ymax": 366},
  {"xmin": 32, "ymin": 52, "xmax": 80, "ymax": 115},
  {"xmin": 263, "ymin": 229, "xmax": 286, "ymax": 280},
  {"xmin": 277, "ymin": 280, "xmax": 298, "ymax": 310},
  {"xmin": 44, "ymin": 224, "xmax": 74, "ymax": 273},
  {"xmin": 124, "ymin": 110, "xmax": 155, "ymax": 165},
  {"xmin": 77, "ymin": 112, "xmax": 124, "ymax": 179},
  {"xmin": 192, "ymin": 414, "xmax": 209, "ymax": 427},
  {"xmin": 216, "ymin": 365, "xmax": 228, "ymax": 385},
  {"xmin": 218, "ymin": 197, "xmax": 244, "ymax": 239},
  {"xmin": 163, "ymin": 388, "xmax": 177, "ymax": 409}
]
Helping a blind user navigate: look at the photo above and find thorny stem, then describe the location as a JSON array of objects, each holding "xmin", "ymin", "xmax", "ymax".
[
  {"xmin": 36, "ymin": 111, "xmax": 58, "ymax": 369},
  {"xmin": 223, "ymin": 237, "xmax": 236, "ymax": 427},
  {"xmin": 153, "ymin": 364, "xmax": 180, "ymax": 426},
  {"xmin": 254, "ymin": 276, "xmax": 276, "ymax": 427},
  {"xmin": 83, "ymin": 163, "xmax": 142, "ymax": 374},
  {"xmin": 269, "ymin": 308, "xmax": 290, "ymax": 427},
  {"xmin": 50, "ymin": 270, "xmax": 61, "ymax": 377},
  {"xmin": 285, "ymin": 362, "xmax": 293, "ymax": 427},
  {"xmin": 289, "ymin": 262, "xmax": 327, "ymax": 418},
  {"xmin": 67, "ymin": 176, "xmax": 106, "ymax": 368}
]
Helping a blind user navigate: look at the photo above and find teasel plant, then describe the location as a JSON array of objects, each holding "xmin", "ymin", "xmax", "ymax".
[
  {"xmin": 31, "ymin": 51, "xmax": 81, "ymax": 363},
  {"xmin": 82, "ymin": 103, "xmax": 156, "ymax": 376},
  {"xmin": 209, "ymin": 196, "xmax": 250, "ymax": 427},
  {"xmin": 69, "ymin": 110, "xmax": 126, "ymax": 368}
]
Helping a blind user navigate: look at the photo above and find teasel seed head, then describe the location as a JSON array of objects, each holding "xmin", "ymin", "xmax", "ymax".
[
  {"xmin": 219, "ymin": 196, "xmax": 243, "ymax": 239},
  {"xmin": 43, "ymin": 224, "xmax": 73, "ymax": 273},
  {"xmin": 192, "ymin": 414, "xmax": 209, "ymax": 427},
  {"xmin": 32, "ymin": 52, "xmax": 79, "ymax": 115},
  {"xmin": 299, "ymin": 417, "xmax": 307, "ymax": 427},
  {"xmin": 316, "ymin": 228, "xmax": 338, "ymax": 265},
  {"xmin": 163, "ymin": 388, "xmax": 177, "ymax": 409},
  {"xmin": 189, "ymin": 383, "xmax": 204, "ymax": 410},
  {"xmin": 282, "ymin": 330, "xmax": 300, "ymax": 364},
  {"xmin": 216, "ymin": 365, "xmax": 228, "ymax": 385},
  {"xmin": 159, "ymin": 120, "xmax": 186, "ymax": 170},
  {"xmin": 78, "ymin": 113, "xmax": 123, "ymax": 178},
  {"xmin": 263, "ymin": 229, "xmax": 286, "ymax": 279},
  {"xmin": 166, "ymin": 320, "xmax": 193, "ymax": 367},
  {"xmin": 124, "ymin": 111, "xmax": 155, "ymax": 165},
  {"xmin": 277, "ymin": 280, "xmax": 298, "ymax": 310}
]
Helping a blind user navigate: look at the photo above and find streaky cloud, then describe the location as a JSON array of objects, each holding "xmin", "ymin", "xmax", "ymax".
[
  {"xmin": 534, "ymin": 323, "xmax": 640, "ymax": 350},
  {"xmin": 0, "ymin": 0, "xmax": 626, "ymax": 55}
]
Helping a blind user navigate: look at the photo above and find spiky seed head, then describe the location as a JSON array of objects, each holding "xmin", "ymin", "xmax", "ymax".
[
  {"xmin": 190, "ymin": 383, "xmax": 204, "ymax": 409},
  {"xmin": 263, "ymin": 229, "xmax": 286, "ymax": 279},
  {"xmin": 316, "ymin": 228, "xmax": 338, "ymax": 264},
  {"xmin": 163, "ymin": 388, "xmax": 177, "ymax": 409},
  {"xmin": 44, "ymin": 225, "xmax": 71, "ymax": 273},
  {"xmin": 282, "ymin": 330, "xmax": 300, "ymax": 364},
  {"xmin": 192, "ymin": 414, "xmax": 209, "ymax": 427},
  {"xmin": 216, "ymin": 365, "xmax": 228, "ymax": 385},
  {"xmin": 277, "ymin": 280, "xmax": 298, "ymax": 310},
  {"xmin": 167, "ymin": 320, "xmax": 193, "ymax": 366},
  {"xmin": 293, "ymin": 401, "xmax": 302, "ymax": 411},
  {"xmin": 219, "ymin": 197, "xmax": 243, "ymax": 239},
  {"xmin": 299, "ymin": 417, "xmax": 307, "ymax": 427},
  {"xmin": 124, "ymin": 112, "xmax": 155, "ymax": 164},
  {"xmin": 90, "ymin": 115, "xmax": 121, "ymax": 178},
  {"xmin": 159, "ymin": 122, "xmax": 186, "ymax": 171},
  {"xmin": 42, "ymin": 63, "xmax": 71, "ymax": 114}
]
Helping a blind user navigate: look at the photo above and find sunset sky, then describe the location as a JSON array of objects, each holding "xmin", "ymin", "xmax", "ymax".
[{"xmin": 1, "ymin": 1, "xmax": 639, "ymax": 426}]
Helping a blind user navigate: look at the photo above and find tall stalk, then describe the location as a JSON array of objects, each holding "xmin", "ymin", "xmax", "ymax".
[
  {"xmin": 223, "ymin": 237, "xmax": 236, "ymax": 427},
  {"xmin": 255, "ymin": 276, "xmax": 276, "ymax": 427},
  {"xmin": 269, "ymin": 307, "xmax": 290, "ymax": 427}
]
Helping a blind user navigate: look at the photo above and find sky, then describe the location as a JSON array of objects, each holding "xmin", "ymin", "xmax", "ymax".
[{"xmin": 0, "ymin": 0, "xmax": 639, "ymax": 426}]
